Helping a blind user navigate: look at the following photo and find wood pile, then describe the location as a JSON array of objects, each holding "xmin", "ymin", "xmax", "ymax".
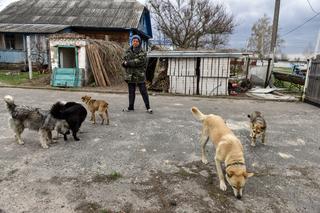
[
  {"xmin": 86, "ymin": 39, "xmax": 124, "ymax": 86},
  {"xmin": 148, "ymin": 59, "xmax": 170, "ymax": 92}
]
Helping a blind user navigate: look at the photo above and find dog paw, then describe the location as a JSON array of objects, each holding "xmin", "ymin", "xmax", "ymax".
[
  {"xmin": 201, "ymin": 158, "xmax": 208, "ymax": 164},
  {"xmin": 17, "ymin": 140, "xmax": 25, "ymax": 145},
  {"xmin": 50, "ymin": 140, "xmax": 58, "ymax": 144},
  {"xmin": 251, "ymin": 143, "xmax": 256, "ymax": 147},
  {"xmin": 41, "ymin": 144, "xmax": 49, "ymax": 149},
  {"xmin": 220, "ymin": 181, "xmax": 227, "ymax": 191}
]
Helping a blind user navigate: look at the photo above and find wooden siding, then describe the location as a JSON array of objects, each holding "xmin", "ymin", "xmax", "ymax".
[
  {"xmin": 199, "ymin": 77, "xmax": 228, "ymax": 96},
  {"xmin": 0, "ymin": 34, "xmax": 5, "ymax": 49},
  {"xmin": 0, "ymin": 50, "xmax": 26, "ymax": 63},
  {"xmin": 167, "ymin": 56, "xmax": 230, "ymax": 96},
  {"xmin": 200, "ymin": 58, "xmax": 229, "ymax": 77},
  {"xmin": 167, "ymin": 58, "xmax": 197, "ymax": 76},
  {"xmin": 73, "ymin": 30, "xmax": 129, "ymax": 44},
  {"xmin": 305, "ymin": 56, "xmax": 320, "ymax": 105},
  {"xmin": 169, "ymin": 76, "xmax": 197, "ymax": 95}
]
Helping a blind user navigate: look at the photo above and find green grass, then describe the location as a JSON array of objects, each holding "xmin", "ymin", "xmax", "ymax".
[
  {"xmin": 0, "ymin": 70, "xmax": 48, "ymax": 85},
  {"xmin": 108, "ymin": 171, "xmax": 122, "ymax": 180},
  {"xmin": 273, "ymin": 67, "xmax": 292, "ymax": 73}
]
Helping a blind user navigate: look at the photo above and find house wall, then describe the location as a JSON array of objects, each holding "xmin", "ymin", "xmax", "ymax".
[
  {"xmin": 0, "ymin": 34, "xmax": 5, "ymax": 49},
  {"xmin": 0, "ymin": 50, "xmax": 26, "ymax": 63},
  {"xmin": 29, "ymin": 34, "xmax": 49, "ymax": 64},
  {"xmin": 14, "ymin": 34, "xmax": 24, "ymax": 49},
  {"xmin": 73, "ymin": 30, "xmax": 129, "ymax": 45},
  {"xmin": 0, "ymin": 33, "xmax": 49, "ymax": 65}
]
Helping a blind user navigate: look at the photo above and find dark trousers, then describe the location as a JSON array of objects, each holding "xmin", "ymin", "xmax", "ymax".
[{"xmin": 128, "ymin": 82, "xmax": 150, "ymax": 110}]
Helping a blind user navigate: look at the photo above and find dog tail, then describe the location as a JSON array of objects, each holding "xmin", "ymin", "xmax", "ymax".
[
  {"xmin": 50, "ymin": 101, "xmax": 66, "ymax": 119},
  {"xmin": 4, "ymin": 95, "xmax": 16, "ymax": 113},
  {"xmin": 191, "ymin": 107, "xmax": 206, "ymax": 121}
]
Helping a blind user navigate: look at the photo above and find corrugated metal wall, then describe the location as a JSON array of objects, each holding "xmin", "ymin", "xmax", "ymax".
[
  {"xmin": 168, "ymin": 58, "xmax": 197, "ymax": 95},
  {"xmin": 199, "ymin": 58, "xmax": 229, "ymax": 96},
  {"xmin": 168, "ymin": 57, "xmax": 230, "ymax": 96}
]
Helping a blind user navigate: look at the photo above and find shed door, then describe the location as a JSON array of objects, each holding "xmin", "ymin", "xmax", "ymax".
[{"xmin": 51, "ymin": 46, "xmax": 81, "ymax": 87}]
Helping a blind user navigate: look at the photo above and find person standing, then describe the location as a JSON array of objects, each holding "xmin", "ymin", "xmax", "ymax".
[{"xmin": 122, "ymin": 35, "xmax": 153, "ymax": 114}]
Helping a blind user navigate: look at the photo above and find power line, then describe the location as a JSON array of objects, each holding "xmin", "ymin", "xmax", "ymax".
[
  {"xmin": 306, "ymin": 0, "xmax": 318, "ymax": 13},
  {"xmin": 282, "ymin": 11, "xmax": 320, "ymax": 37}
]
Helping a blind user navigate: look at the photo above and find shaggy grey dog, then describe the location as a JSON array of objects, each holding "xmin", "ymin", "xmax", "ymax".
[{"xmin": 3, "ymin": 95, "xmax": 69, "ymax": 149}]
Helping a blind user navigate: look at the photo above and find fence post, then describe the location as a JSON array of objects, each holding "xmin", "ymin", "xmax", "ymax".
[
  {"xmin": 264, "ymin": 58, "xmax": 272, "ymax": 88},
  {"xmin": 302, "ymin": 58, "xmax": 312, "ymax": 101},
  {"xmin": 245, "ymin": 57, "xmax": 250, "ymax": 79},
  {"xmin": 27, "ymin": 36, "xmax": 32, "ymax": 80}
]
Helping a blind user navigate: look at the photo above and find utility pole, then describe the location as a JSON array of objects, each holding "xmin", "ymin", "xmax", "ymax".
[
  {"xmin": 266, "ymin": 0, "xmax": 281, "ymax": 88},
  {"xmin": 270, "ymin": 0, "xmax": 281, "ymax": 53},
  {"xmin": 314, "ymin": 29, "xmax": 320, "ymax": 56}
]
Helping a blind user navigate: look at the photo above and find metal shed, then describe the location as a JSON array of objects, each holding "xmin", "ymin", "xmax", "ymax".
[{"xmin": 148, "ymin": 51, "xmax": 245, "ymax": 96}]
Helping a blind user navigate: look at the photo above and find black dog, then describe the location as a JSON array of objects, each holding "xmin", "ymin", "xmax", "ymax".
[{"xmin": 50, "ymin": 102, "xmax": 87, "ymax": 141}]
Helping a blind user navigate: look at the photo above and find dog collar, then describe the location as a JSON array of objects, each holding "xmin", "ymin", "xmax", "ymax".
[{"xmin": 226, "ymin": 161, "xmax": 245, "ymax": 168}]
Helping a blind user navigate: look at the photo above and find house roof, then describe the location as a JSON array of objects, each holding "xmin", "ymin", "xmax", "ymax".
[
  {"xmin": 0, "ymin": 23, "xmax": 70, "ymax": 33},
  {"xmin": 0, "ymin": 0, "xmax": 145, "ymax": 29}
]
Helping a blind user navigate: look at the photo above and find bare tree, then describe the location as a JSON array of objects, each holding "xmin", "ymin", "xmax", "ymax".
[
  {"xmin": 148, "ymin": 0, "xmax": 234, "ymax": 49},
  {"xmin": 248, "ymin": 14, "xmax": 284, "ymax": 60}
]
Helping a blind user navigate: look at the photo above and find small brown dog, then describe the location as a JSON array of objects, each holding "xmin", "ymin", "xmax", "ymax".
[
  {"xmin": 81, "ymin": 95, "xmax": 109, "ymax": 125},
  {"xmin": 191, "ymin": 107, "xmax": 253, "ymax": 199},
  {"xmin": 248, "ymin": 111, "xmax": 267, "ymax": 146}
]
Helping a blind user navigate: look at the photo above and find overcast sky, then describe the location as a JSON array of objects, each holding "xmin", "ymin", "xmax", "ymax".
[
  {"xmin": 142, "ymin": 0, "xmax": 320, "ymax": 54},
  {"xmin": 1, "ymin": 0, "xmax": 319, "ymax": 54}
]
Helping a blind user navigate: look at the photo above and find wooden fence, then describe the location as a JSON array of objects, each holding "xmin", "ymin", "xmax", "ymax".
[{"xmin": 305, "ymin": 55, "xmax": 320, "ymax": 105}]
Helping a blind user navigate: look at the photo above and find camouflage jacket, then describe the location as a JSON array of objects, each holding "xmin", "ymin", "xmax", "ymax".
[{"xmin": 123, "ymin": 47, "xmax": 147, "ymax": 83}]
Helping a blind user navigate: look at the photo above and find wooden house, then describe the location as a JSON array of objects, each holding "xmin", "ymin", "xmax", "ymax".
[{"xmin": 0, "ymin": 0, "xmax": 152, "ymax": 73}]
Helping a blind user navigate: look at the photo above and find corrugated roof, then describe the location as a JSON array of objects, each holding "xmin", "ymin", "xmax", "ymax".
[
  {"xmin": 0, "ymin": 0, "xmax": 145, "ymax": 29},
  {"xmin": 147, "ymin": 51, "xmax": 248, "ymax": 58},
  {"xmin": 0, "ymin": 23, "xmax": 69, "ymax": 33}
]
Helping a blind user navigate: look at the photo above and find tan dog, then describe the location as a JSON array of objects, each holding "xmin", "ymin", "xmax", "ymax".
[
  {"xmin": 191, "ymin": 107, "xmax": 253, "ymax": 199},
  {"xmin": 81, "ymin": 95, "xmax": 109, "ymax": 125},
  {"xmin": 248, "ymin": 111, "xmax": 266, "ymax": 146}
]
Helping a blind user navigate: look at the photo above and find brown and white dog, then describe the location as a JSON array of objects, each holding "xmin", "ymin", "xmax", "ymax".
[
  {"xmin": 191, "ymin": 107, "xmax": 253, "ymax": 199},
  {"xmin": 81, "ymin": 95, "xmax": 109, "ymax": 125},
  {"xmin": 248, "ymin": 111, "xmax": 267, "ymax": 146}
]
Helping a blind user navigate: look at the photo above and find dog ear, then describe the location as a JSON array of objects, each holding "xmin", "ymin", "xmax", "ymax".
[
  {"xmin": 227, "ymin": 171, "xmax": 234, "ymax": 178},
  {"xmin": 244, "ymin": 172, "xmax": 254, "ymax": 178}
]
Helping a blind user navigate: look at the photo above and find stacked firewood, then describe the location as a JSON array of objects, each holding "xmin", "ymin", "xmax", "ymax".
[{"xmin": 86, "ymin": 39, "xmax": 124, "ymax": 86}]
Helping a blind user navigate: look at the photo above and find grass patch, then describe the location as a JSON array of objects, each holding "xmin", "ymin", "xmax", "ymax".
[
  {"xmin": 0, "ymin": 70, "xmax": 49, "ymax": 85},
  {"xmin": 91, "ymin": 171, "xmax": 122, "ymax": 184},
  {"xmin": 109, "ymin": 171, "xmax": 122, "ymax": 180},
  {"xmin": 272, "ymin": 68, "xmax": 303, "ymax": 93},
  {"xmin": 273, "ymin": 67, "xmax": 292, "ymax": 74}
]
